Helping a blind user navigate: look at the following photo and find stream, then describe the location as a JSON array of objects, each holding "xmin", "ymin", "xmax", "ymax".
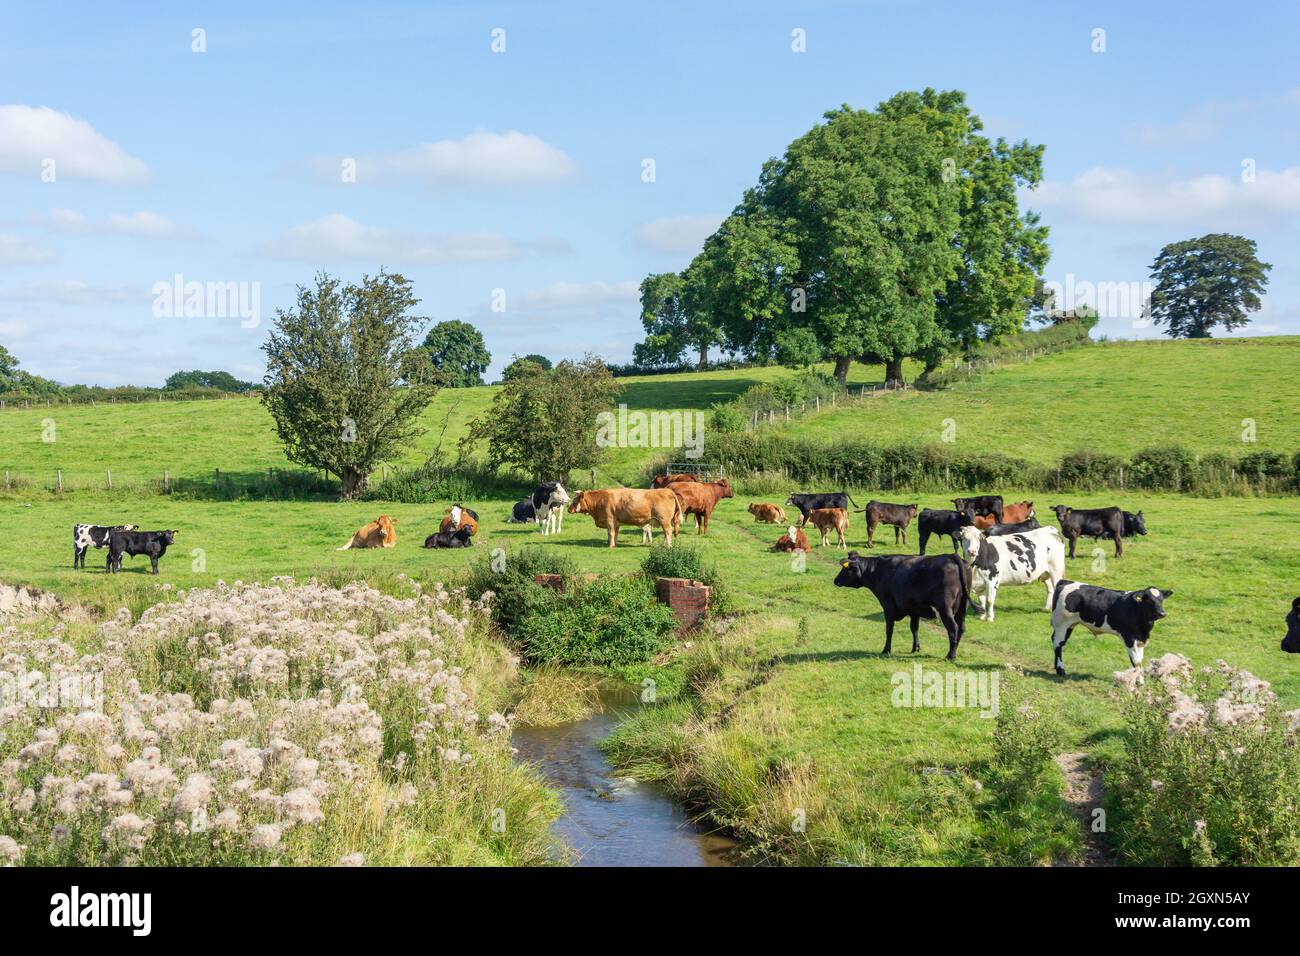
[{"xmin": 512, "ymin": 683, "xmax": 737, "ymax": 867}]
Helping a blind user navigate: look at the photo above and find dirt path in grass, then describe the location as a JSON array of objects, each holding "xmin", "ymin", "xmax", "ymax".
[{"xmin": 1055, "ymin": 751, "xmax": 1115, "ymax": 866}]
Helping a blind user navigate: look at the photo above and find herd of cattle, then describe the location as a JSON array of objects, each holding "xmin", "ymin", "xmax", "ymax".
[{"xmin": 68, "ymin": 474, "xmax": 1298, "ymax": 676}]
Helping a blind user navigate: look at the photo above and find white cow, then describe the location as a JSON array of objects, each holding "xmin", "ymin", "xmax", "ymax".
[{"xmin": 956, "ymin": 525, "xmax": 1065, "ymax": 622}]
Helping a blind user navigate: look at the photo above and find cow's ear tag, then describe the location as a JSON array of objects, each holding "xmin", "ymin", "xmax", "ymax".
[
  {"xmin": 1134, "ymin": 592, "xmax": 1144, "ymax": 602},
  {"xmin": 840, "ymin": 560, "xmax": 849, "ymax": 568}
]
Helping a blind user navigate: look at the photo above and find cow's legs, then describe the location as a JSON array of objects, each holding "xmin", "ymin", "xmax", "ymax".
[
  {"xmin": 151, "ymin": 556, "xmax": 159, "ymax": 574},
  {"xmin": 74, "ymin": 547, "xmax": 84, "ymax": 569},
  {"xmin": 984, "ymin": 579, "xmax": 999, "ymax": 622},
  {"xmin": 909, "ymin": 615, "xmax": 920, "ymax": 654},
  {"xmin": 882, "ymin": 617, "xmax": 894, "ymax": 656},
  {"xmin": 937, "ymin": 605, "xmax": 961, "ymax": 661},
  {"xmin": 866, "ymin": 519, "xmax": 875, "ymax": 548},
  {"xmin": 1067, "ymin": 532, "xmax": 1078, "ymax": 558},
  {"xmin": 1052, "ymin": 624, "xmax": 1075, "ymax": 676},
  {"xmin": 607, "ymin": 523, "xmax": 618, "ymax": 548},
  {"xmin": 1112, "ymin": 532, "xmax": 1123, "ymax": 558},
  {"xmin": 918, "ymin": 529, "xmax": 929, "ymax": 555},
  {"xmin": 838, "ymin": 528, "xmax": 847, "ymax": 549},
  {"xmin": 1043, "ymin": 577, "xmax": 1055, "ymax": 611}
]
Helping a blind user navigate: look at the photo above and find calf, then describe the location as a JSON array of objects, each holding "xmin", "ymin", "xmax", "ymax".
[
  {"xmin": 806, "ymin": 508, "xmax": 849, "ymax": 548},
  {"xmin": 424, "ymin": 525, "xmax": 474, "ymax": 549},
  {"xmin": 864, "ymin": 501, "xmax": 918, "ymax": 547},
  {"xmin": 833, "ymin": 551, "xmax": 971, "ymax": 661},
  {"xmin": 530, "ymin": 482, "xmax": 571, "ymax": 535},
  {"xmin": 917, "ymin": 508, "xmax": 971, "ymax": 556},
  {"xmin": 439, "ymin": 505, "xmax": 479, "ymax": 537},
  {"xmin": 73, "ymin": 523, "xmax": 136, "ymax": 569},
  {"xmin": 507, "ymin": 499, "xmax": 536, "ymax": 523},
  {"xmin": 670, "ymin": 479, "xmax": 733, "ymax": 534},
  {"xmin": 107, "ymin": 529, "xmax": 177, "ymax": 575},
  {"xmin": 956, "ymin": 526, "xmax": 1065, "ymax": 622},
  {"xmin": 772, "ymin": 526, "xmax": 810, "ymax": 553},
  {"xmin": 985, "ymin": 517, "xmax": 1042, "ymax": 536},
  {"xmin": 748, "ymin": 503, "xmax": 786, "ymax": 524},
  {"xmin": 1050, "ymin": 505, "xmax": 1124, "ymax": 558},
  {"xmin": 1122, "ymin": 510, "xmax": 1147, "ymax": 538},
  {"xmin": 1049, "ymin": 580, "xmax": 1172, "ymax": 676},
  {"xmin": 952, "ymin": 495, "xmax": 1004, "ymax": 525},
  {"xmin": 1282, "ymin": 597, "xmax": 1300, "ymax": 654},
  {"xmin": 787, "ymin": 491, "xmax": 860, "ymax": 524}
]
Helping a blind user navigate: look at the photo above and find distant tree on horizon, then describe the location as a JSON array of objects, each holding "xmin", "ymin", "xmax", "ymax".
[
  {"xmin": 164, "ymin": 369, "xmax": 256, "ymax": 392},
  {"xmin": 421, "ymin": 320, "xmax": 491, "ymax": 387},
  {"xmin": 1148, "ymin": 234, "xmax": 1271, "ymax": 339}
]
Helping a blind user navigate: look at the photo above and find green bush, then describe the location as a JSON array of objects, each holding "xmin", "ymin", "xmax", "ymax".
[
  {"xmin": 1057, "ymin": 449, "xmax": 1126, "ymax": 489},
  {"xmin": 1129, "ymin": 446, "xmax": 1197, "ymax": 490},
  {"xmin": 516, "ymin": 575, "xmax": 677, "ymax": 666},
  {"xmin": 463, "ymin": 544, "xmax": 575, "ymax": 634},
  {"xmin": 708, "ymin": 401, "xmax": 746, "ymax": 435},
  {"xmin": 640, "ymin": 541, "xmax": 730, "ymax": 612},
  {"xmin": 367, "ymin": 462, "xmax": 526, "ymax": 504},
  {"xmin": 1237, "ymin": 450, "xmax": 1292, "ymax": 483}
]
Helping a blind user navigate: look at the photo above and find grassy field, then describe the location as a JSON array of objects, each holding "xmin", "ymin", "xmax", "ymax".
[{"xmin": 3, "ymin": 336, "xmax": 1299, "ymax": 865}]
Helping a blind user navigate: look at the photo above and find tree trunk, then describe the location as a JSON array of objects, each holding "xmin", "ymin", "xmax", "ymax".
[
  {"xmin": 833, "ymin": 356, "xmax": 852, "ymax": 386},
  {"xmin": 884, "ymin": 358, "xmax": 904, "ymax": 386},
  {"xmin": 341, "ymin": 466, "xmax": 370, "ymax": 499},
  {"xmin": 697, "ymin": 344, "xmax": 709, "ymax": 370}
]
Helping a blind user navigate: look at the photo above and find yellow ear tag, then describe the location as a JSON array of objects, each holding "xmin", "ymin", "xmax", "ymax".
[
  {"xmin": 841, "ymin": 560, "xmax": 850, "ymax": 568},
  {"xmin": 1134, "ymin": 593, "xmax": 1144, "ymax": 602}
]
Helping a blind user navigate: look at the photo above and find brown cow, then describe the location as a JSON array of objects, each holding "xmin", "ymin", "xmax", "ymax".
[
  {"xmin": 973, "ymin": 501, "xmax": 1034, "ymax": 530},
  {"xmin": 772, "ymin": 525, "xmax": 810, "ymax": 553},
  {"xmin": 337, "ymin": 515, "xmax": 397, "ymax": 550},
  {"xmin": 807, "ymin": 507, "xmax": 849, "ymax": 548},
  {"xmin": 568, "ymin": 488, "xmax": 684, "ymax": 548},
  {"xmin": 864, "ymin": 501, "xmax": 919, "ymax": 547},
  {"xmin": 650, "ymin": 472, "xmax": 697, "ymax": 488},
  {"xmin": 748, "ymin": 502, "xmax": 787, "ymax": 524},
  {"xmin": 668, "ymin": 479, "xmax": 734, "ymax": 534},
  {"xmin": 438, "ymin": 504, "xmax": 479, "ymax": 536}
]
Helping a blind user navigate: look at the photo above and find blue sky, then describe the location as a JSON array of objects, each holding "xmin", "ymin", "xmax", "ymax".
[{"xmin": 1, "ymin": 0, "xmax": 1297, "ymax": 386}]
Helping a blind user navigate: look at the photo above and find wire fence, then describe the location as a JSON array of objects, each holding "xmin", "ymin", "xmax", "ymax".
[{"xmin": 0, "ymin": 391, "xmax": 260, "ymax": 410}]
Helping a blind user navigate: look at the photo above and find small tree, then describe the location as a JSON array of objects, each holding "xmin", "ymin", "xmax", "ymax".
[
  {"xmin": 422, "ymin": 319, "xmax": 491, "ymax": 387},
  {"xmin": 461, "ymin": 355, "xmax": 621, "ymax": 482},
  {"xmin": 262, "ymin": 272, "xmax": 437, "ymax": 498},
  {"xmin": 1148, "ymin": 234, "xmax": 1272, "ymax": 338},
  {"xmin": 501, "ymin": 353, "xmax": 552, "ymax": 382}
]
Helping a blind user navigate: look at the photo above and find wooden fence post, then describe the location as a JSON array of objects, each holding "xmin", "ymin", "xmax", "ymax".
[
  {"xmin": 164, "ymin": 468, "xmax": 171, "ymax": 493},
  {"xmin": 56, "ymin": 470, "xmax": 63, "ymax": 493},
  {"xmin": 107, "ymin": 470, "xmax": 112, "ymax": 490}
]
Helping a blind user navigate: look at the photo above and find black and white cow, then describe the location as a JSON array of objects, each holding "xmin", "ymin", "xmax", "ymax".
[
  {"xmin": 1121, "ymin": 510, "xmax": 1147, "ymax": 538},
  {"xmin": 786, "ymin": 491, "xmax": 860, "ymax": 524},
  {"xmin": 833, "ymin": 551, "xmax": 971, "ymax": 661},
  {"xmin": 917, "ymin": 508, "xmax": 971, "ymax": 555},
  {"xmin": 956, "ymin": 526, "xmax": 1065, "ymax": 622},
  {"xmin": 985, "ymin": 517, "xmax": 1042, "ymax": 536},
  {"xmin": 1050, "ymin": 505, "xmax": 1126, "ymax": 558},
  {"xmin": 1282, "ymin": 597, "xmax": 1300, "ymax": 654},
  {"xmin": 530, "ymin": 481, "xmax": 570, "ymax": 535},
  {"xmin": 1049, "ymin": 580, "xmax": 1172, "ymax": 676},
  {"xmin": 73, "ymin": 523, "xmax": 136, "ymax": 569},
  {"xmin": 952, "ymin": 495, "xmax": 1004, "ymax": 525},
  {"xmin": 107, "ymin": 529, "xmax": 176, "ymax": 575}
]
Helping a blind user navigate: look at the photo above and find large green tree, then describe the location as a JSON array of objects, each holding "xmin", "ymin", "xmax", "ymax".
[
  {"xmin": 633, "ymin": 269, "xmax": 725, "ymax": 369},
  {"xmin": 421, "ymin": 319, "xmax": 491, "ymax": 387},
  {"xmin": 262, "ymin": 272, "xmax": 438, "ymax": 498},
  {"xmin": 1148, "ymin": 234, "xmax": 1272, "ymax": 338}
]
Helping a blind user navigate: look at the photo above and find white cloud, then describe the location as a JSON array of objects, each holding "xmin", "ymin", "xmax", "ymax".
[
  {"xmin": 0, "ymin": 280, "xmax": 145, "ymax": 306},
  {"xmin": 1032, "ymin": 165, "xmax": 1300, "ymax": 226},
  {"xmin": 1131, "ymin": 87, "xmax": 1300, "ymax": 147},
  {"xmin": 637, "ymin": 214, "xmax": 723, "ymax": 254},
  {"xmin": 257, "ymin": 213, "xmax": 567, "ymax": 264},
  {"xmin": 321, "ymin": 131, "xmax": 579, "ymax": 186},
  {"xmin": 0, "ymin": 105, "xmax": 150, "ymax": 184},
  {"xmin": 0, "ymin": 234, "xmax": 56, "ymax": 264},
  {"xmin": 522, "ymin": 279, "xmax": 640, "ymax": 308},
  {"xmin": 34, "ymin": 208, "xmax": 203, "ymax": 239}
]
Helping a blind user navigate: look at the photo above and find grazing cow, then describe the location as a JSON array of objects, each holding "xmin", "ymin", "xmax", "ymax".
[
  {"xmin": 956, "ymin": 526, "xmax": 1065, "ymax": 622},
  {"xmin": 338, "ymin": 515, "xmax": 398, "ymax": 550},
  {"xmin": 772, "ymin": 526, "xmax": 810, "ymax": 553},
  {"xmin": 73, "ymin": 523, "xmax": 136, "ymax": 569},
  {"xmin": 651, "ymin": 472, "xmax": 697, "ymax": 488},
  {"xmin": 567, "ymin": 488, "xmax": 684, "ymax": 548},
  {"xmin": 985, "ymin": 517, "xmax": 1042, "ymax": 536},
  {"xmin": 1049, "ymin": 580, "xmax": 1172, "ymax": 676},
  {"xmin": 424, "ymin": 525, "xmax": 474, "ymax": 549},
  {"xmin": 833, "ymin": 551, "xmax": 971, "ymax": 661},
  {"xmin": 787, "ymin": 491, "xmax": 860, "ymax": 524},
  {"xmin": 507, "ymin": 499, "xmax": 536, "ymax": 523},
  {"xmin": 917, "ymin": 508, "xmax": 971, "ymax": 556},
  {"xmin": 669, "ymin": 479, "xmax": 734, "ymax": 534},
  {"xmin": 1282, "ymin": 598, "xmax": 1300, "ymax": 654},
  {"xmin": 106, "ymin": 529, "xmax": 176, "ymax": 575},
  {"xmin": 1050, "ymin": 505, "xmax": 1125, "ymax": 558},
  {"xmin": 439, "ymin": 505, "xmax": 479, "ymax": 537},
  {"xmin": 530, "ymin": 482, "xmax": 571, "ymax": 535},
  {"xmin": 806, "ymin": 508, "xmax": 849, "ymax": 548},
  {"xmin": 863, "ymin": 501, "xmax": 918, "ymax": 547},
  {"xmin": 952, "ymin": 495, "xmax": 1004, "ymax": 525},
  {"xmin": 748, "ymin": 503, "xmax": 786, "ymax": 524},
  {"xmin": 1122, "ymin": 510, "xmax": 1148, "ymax": 538}
]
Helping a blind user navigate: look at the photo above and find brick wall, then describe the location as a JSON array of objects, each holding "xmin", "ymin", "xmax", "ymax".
[{"xmin": 655, "ymin": 577, "xmax": 711, "ymax": 631}]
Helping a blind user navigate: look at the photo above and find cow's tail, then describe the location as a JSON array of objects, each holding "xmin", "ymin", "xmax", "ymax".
[
  {"xmin": 845, "ymin": 493, "xmax": 861, "ymax": 509},
  {"xmin": 336, "ymin": 538, "xmax": 354, "ymax": 551}
]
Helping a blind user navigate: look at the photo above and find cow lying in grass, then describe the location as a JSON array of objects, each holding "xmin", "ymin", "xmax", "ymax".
[
  {"xmin": 439, "ymin": 505, "xmax": 479, "ymax": 536},
  {"xmin": 863, "ymin": 501, "xmax": 917, "ymax": 547},
  {"xmin": 73, "ymin": 523, "xmax": 136, "ymax": 569},
  {"xmin": 833, "ymin": 551, "xmax": 971, "ymax": 661},
  {"xmin": 424, "ymin": 525, "xmax": 473, "ymax": 549},
  {"xmin": 956, "ymin": 525, "xmax": 1065, "ymax": 622},
  {"xmin": 772, "ymin": 526, "xmax": 810, "ymax": 553},
  {"xmin": 1049, "ymin": 580, "xmax": 1172, "ymax": 676},
  {"xmin": 806, "ymin": 508, "xmax": 848, "ymax": 548},
  {"xmin": 748, "ymin": 502, "xmax": 786, "ymax": 524},
  {"xmin": 1283, "ymin": 597, "xmax": 1300, "ymax": 653},
  {"xmin": 338, "ymin": 515, "xmax": 397, "ymax": 550},
  {"xmin": 107, "ymin": 529, "xmax": 176, "ymax": 575},
  {"xmin": 568, "ymin": 488, "xmax": 683, "ymax": 548}
]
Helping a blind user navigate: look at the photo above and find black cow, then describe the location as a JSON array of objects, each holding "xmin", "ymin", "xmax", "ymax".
[
  {"xmin": 952, "ymin": 495, "xmax": 1003, "ymax": 525},
  {"xmin": 1049, "ymin": 580, "xmax": 1172, "ymax": 676},
  {"xmin": 917, "ymin": 508, "xmax": 971, "ymax": 555},
  {"xmin": 985, "ymin": 517, "xmax": 1042, "ymax": 537},
  {"xmin": 787, "ymin": 491, "xmax": 860, "ymax": 524},
  {"xmin": 833, "ymin": 551, "xmax": 971, "ymax": 661},
  {"xmin": 507, "ymin": 499, "xmax": 536, "ymax": 523},
  {"xmin": 863, "ymin": 501, "xmax": 919, "ymax": 547},
  {"xmin": 73, "ymin": 523, "xmax": 136, "ymax": 569},
  {"xmin": 1050, "ymin": 505, "xmax": 1125, "ymax": 558},
  {"xmin": 424, "ymin": 525, "xmax": 474, "ymax": 549},
  {"xmin": 1122, "ymin": 510, "xmax": 1147, "ymax": 538},
  {"xmin": 107, "ymin": 529, "xmax": 176, "ymax": 574},
  {"xmin": 1282, "ymin": 597, "xmax": 1300, "ymax": 654}
]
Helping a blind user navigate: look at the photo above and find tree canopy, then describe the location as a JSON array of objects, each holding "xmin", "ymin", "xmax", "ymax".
[
  {"xmin": 1148, "ymin": 234, "xmax": 1272, "ymax": 338},
  {"xmin": 164, "ymin": 370, "xmax": 256, "ymax": 392},
  {"xmin": 421, "ymin": 320, "xmax": 491, "ymax": 387},
  {"xmin": 501, "ymin": 353, "xmax": 553, "ymax": 382}
]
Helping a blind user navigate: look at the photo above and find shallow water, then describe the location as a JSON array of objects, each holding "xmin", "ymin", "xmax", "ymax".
[{"xmin": 512, "ymin": 684, "xmax": 737, "ymax": 867}]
